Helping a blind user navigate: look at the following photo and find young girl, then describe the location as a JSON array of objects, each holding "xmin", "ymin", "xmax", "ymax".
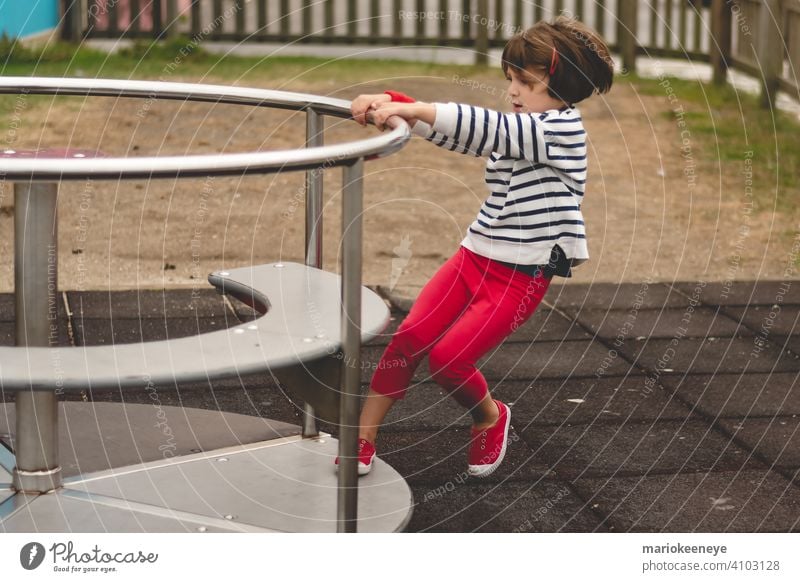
[{"xmin": 336, "ymin": 17, "xmax": 613, "ymax": 478}]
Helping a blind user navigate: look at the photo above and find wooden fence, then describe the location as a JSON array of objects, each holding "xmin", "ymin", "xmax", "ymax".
[
  {"xmin": 67, "ymin": 1, "xmax": 713, "ymax": 55},
  {"xmin": 61, "ymin": 0, "xmax": 799, "ymax": 105}
]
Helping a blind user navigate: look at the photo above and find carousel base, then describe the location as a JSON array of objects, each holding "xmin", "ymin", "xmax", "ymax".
[{"xmin": 0, "ymin": 402, "xmax": 413, "ymax": 533}]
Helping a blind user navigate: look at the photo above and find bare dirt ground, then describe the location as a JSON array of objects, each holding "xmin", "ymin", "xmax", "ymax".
[{"xmin": 1, "ymin": 73, "xmax": 797, "ymax": 295}]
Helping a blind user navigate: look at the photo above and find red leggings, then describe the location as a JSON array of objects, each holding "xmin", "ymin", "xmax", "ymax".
[{"xmin": 370, "ymin": 245, "xmax": 551, "ymax": 409}]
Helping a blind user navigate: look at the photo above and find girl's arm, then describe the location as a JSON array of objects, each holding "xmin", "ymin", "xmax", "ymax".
[
  {"xmin": 370, "ymin": 100, "xmax": 464, "ymax": 151},
  {"xmin": 350, "ymin": 91, "xmax": 424, "ymax": 126},
  {"xmin": 369, "ymin": 101, "xmax": 436, "ymax": 130},
  {"xmin": 427, "ymin": 103, "xmax": 587, "ymax": 170},
  {"xmin": 364, "ymin": 95, "xmax": 584, "ymax": 172}
]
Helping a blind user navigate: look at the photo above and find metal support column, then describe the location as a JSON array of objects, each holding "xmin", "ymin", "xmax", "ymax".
[
  {"xmin": 302, "ymin": 108, "xmax": 324, "ymax": 438},
  {"xmin": 12, "ymin": 182, "xmax": 62, "ymax": 493},
  {"xmin": 336, "ymin": 159, "xmax": 364, "ymax": 533}
]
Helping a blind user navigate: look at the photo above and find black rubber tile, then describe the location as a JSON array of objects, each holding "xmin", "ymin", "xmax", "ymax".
[
  {"xmin": 375, "ymin": 428, "xmax": 554, "ymax": 486},
  {"xmin": 480, "ymin": 340, "xmax": 637, "ymax": 380},
  {"xmin": 717, "ymin": 417, "xmax": 800, "ymax": 470},
  {"xmin": 507, "ymin": 307, "xmax": 592, "ymax": 342},
  {"xmin": 618, "ymin": 337, "xmax": 800, "ymax": 375},
  {"xmin": 575, "ymin": 306, "xmax": 744, "ymax": 340},
  {"xmin": 72, "ymin": 316, "xmax": 233, "ymax": 346},
  {"xmin": 86, "ymin": 375, "xmax": 298, "ymax": 427},
  {"xmin": 659, "ymin": 373, "xmax": 800, "ymax": 417},
  {"xmin": 366, "ymin": 312, "xmax": 403, "ymax": 347},
  {"xmin": 227, "ymin": 301, "xmax": 260, "ymax": 322},
  {"xmin": 0, "ymin": 294, "xmax": 71, "ymax": 346},
  {"xmin": 380, "ymin": 383, "xmax": 476, "ymax": 431},
  {"xmin": 758, "ymin": 336, "xmax": 799, "ymax": 360},
  {"xmin": 573, "ymin": 470, "xmax": 800, "ymax": 532},
  {"xmin": 66, "ymin": 289, "xmax": 230, "ymax": 319},
  {"xmin": 363, "ymin": 375, "xmax": 690, "ymax": 434},
  {"xmin": 0, "ymin": 294, "xmax": 14, "ymax": 321},
  {"xmin": 493, "ymin": 377, "xmax": 691, "ymax": 428},
  {"xmin": 365, "ymin": 376, "xmax": 688, "ymax": 434},
  {"xmin": 407, "ymin": 480, "xmax": 604, "ymax": 532},
  {"xmin": 519, "ymin": 420, "xmax": 762, "ymax": 479},
  {"xmin": 724, "ymin": 305, "xmax": 800, "ymax": 337},
  {"xmin": 548, "ymin": 281, "xmax": 685, "ymax": 311},
  {"xmin": 0, "ymin": 320, "xmax": 71, "ymax": 347},
  {"xmin": 671, "ymin": 281, "xmax": 800, "ymax": 307}
]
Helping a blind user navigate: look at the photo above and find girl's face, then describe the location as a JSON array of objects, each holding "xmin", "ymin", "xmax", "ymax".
[{"xmin": 505, "ymin": 67, "xmax": 568, "ymax": 114}]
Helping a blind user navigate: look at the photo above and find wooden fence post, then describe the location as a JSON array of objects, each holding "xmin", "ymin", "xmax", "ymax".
[
  {"xmin": 618, "ymin": 0, "xmax": 638, "ymax": 75},
  {"xmin": 165, "ymin": 0, "xmax": 179, "ymax": 38},
  {"xmin": 153, "ymin": 0, "xmax": 164, "ymax": 38},
  {"xmin": 476, "ymin": 0, "xmax": 489, "ymax": 66},
  {"xmin": 61, "ymin": 0, "xmax": 82, "ymax": 41},
  {"xmin": 758, "ymin": 0, "xmax": 783, "ymax": 107},
  {"xmin": 710, "ymin": 0, "xmax": 733, "ymax": 84}
]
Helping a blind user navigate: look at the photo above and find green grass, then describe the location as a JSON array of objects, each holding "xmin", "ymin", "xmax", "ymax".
[
  {"xmin": 629, "ymin": 74, "xmax": 799, "ymax": 215},
  {"xmin": 0, "ymin": 36, "xmax": 482, "ymax": 82}
]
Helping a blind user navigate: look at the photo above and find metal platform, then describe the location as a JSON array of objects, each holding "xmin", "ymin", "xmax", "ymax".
[
  {"xmin": 0, "ymin": 402, "xmax": 413, "ymax": 533},
  {"xmin": 0, "ymin": 402, "xmax": 301, "ymax": 478}
]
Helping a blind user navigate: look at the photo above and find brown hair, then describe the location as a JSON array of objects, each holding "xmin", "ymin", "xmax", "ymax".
[{"xmin": 501, "ymin": 16, "xmax": 614, "ymax": 104}]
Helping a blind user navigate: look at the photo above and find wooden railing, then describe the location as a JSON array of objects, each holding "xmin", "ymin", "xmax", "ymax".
[
  {"xmin": 67, "ymin": 0, "xmax": 714, "ymax": 58},
  {"xmin": 60, "ymin": 0, "xmax": 799, "ymax": 107}
]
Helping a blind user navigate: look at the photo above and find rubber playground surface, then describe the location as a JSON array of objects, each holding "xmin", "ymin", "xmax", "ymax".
[{"xmin": 9, "ymin": 276, "xmax": 797, "ymax": 532}]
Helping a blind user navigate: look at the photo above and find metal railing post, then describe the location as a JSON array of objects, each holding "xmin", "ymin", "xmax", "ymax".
[
  {"xmin": 12, "ymin": 182, "xmax": 62, "ymax": 493},
  {"xmin": 302, "ymin": 108, "xmax": 324, "ymax": 439},
  {"xmin": 336, "ymin": 158, "xmax": 364, "ymax": 533}
]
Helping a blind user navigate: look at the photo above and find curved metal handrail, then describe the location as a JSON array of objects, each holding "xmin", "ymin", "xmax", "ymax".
[
  {"xmin": 0, "ymin": 77, "xmax": 410, "ymax": 180},
  {"xmin": 0, "ymin": 76, "xmax": 400, "ymax": 529}
]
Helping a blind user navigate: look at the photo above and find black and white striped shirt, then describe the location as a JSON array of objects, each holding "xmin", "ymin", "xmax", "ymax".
[{"xmin": 412, "ymin": 102, "xmax": 588, "ymax": 268}]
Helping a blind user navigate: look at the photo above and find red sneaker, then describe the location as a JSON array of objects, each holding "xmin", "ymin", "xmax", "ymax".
[
  {"xmin": 334, "ymin": 438, "xmax": 376, "ymax": 476},
  {"xmin": 468, "ymin": 400, "xmax": 511, "ymax": 478}
]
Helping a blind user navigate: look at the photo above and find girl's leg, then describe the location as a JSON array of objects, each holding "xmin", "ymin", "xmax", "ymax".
[
  {"xmin": 427, "ymin": 259, "xmax": 551, "ymax": 424},
  {"xmin": 358, "ymin": 390, "xmax": 398, "ymax": 443},
  {"xmin": 361, "ymin": 247, "xmax": 472, "ymax": 440},
  {"xmin": 430, "ymin": 260, "xmax": 550, "ymax": 477},
  {"xmin": 471, "ymin": 393, "xmax": 502, "ymax": 430}
]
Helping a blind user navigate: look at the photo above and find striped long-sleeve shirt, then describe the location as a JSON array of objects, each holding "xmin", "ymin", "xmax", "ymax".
[{"xmin": 411, "ymin": 102, "xmax": 588, "ymax": 269}]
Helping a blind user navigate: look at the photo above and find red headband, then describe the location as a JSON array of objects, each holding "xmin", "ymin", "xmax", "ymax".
[
  {"xmin": 519, "ymin": 32, "xmax": 559, "ymax": 76},
  {"xmin": 549, "ymin": 46, "xmax": 559, "ymax": 75}
]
